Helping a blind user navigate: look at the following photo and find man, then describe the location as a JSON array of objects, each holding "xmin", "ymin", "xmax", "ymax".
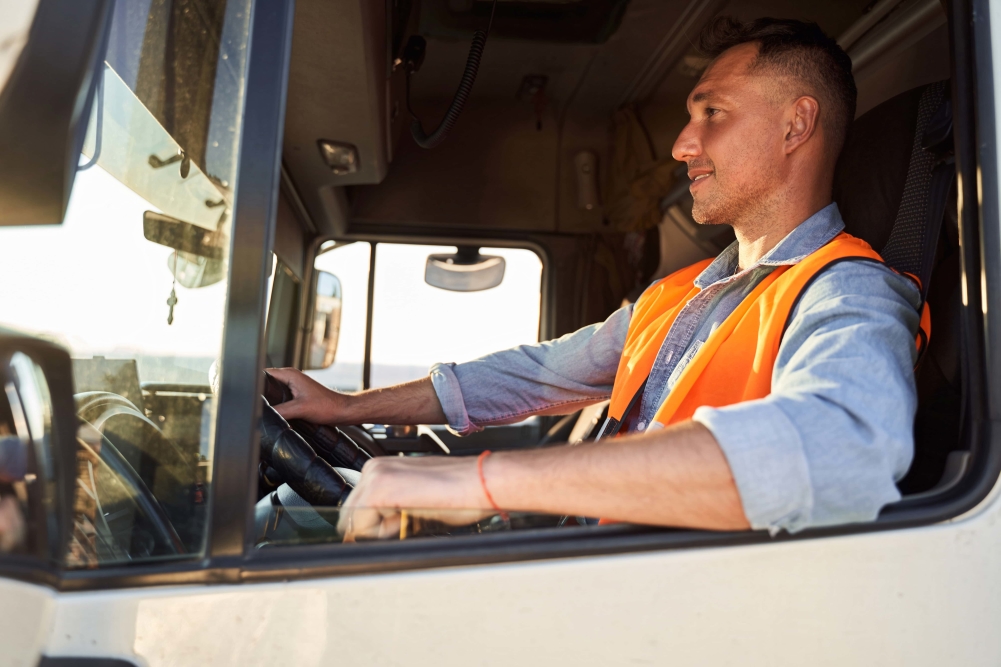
[{"xmin": 269, "ymin": 17, "xmax": 921, "ymax": 539}]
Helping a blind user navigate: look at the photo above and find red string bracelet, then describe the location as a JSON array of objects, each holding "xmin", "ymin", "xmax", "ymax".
[{"xmin": 477, "ymin": 450, "xmax": 509, "ymax": 521}]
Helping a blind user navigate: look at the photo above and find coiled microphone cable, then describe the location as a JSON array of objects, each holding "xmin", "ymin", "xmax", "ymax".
[{"xmin": 406, "ymin": 0, "xmax": 498, "ymax": 149}]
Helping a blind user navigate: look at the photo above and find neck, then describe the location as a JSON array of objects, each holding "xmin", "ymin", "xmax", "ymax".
[{"xmin": 733, "ymin": 189, "xmax": 832, "ymax": 270}]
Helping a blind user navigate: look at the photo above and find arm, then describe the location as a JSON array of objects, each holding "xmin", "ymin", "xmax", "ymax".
[
  {"xmin": 339, "ymin": 259, "xmax": 920, "ymax": 538},
  {"xmin": 268, "ymin": 304, "xmax": 632, "ymax": 430},
  {"xmin": 692, "ymin": 261, "xmax": 920, "ymax": 533},
  {"xmin": 339, "ymin": 420, "xmax": 749, "ymax": 538},
  {"xmin": 433, "ymin": 305, "xmax": 631, "ymax": 434},
  {"xmin": 267, "ymin": 369, "xmax": 446, "ymax": 425}
]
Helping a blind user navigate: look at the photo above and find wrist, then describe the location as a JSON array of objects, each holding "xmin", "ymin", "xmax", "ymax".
[
  {"xmin": 478, "ymin": 449, "xmax": 534, "ymax": 514},
  {"xmin": 322, "ymin": 387, "xmax": 355, "ymax": 425},
  {"xmin": 476, "ymin": 451, "xmax": 507, "ymax": 516}
]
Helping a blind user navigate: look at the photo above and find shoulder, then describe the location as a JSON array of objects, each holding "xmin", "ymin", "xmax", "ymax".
[{"xmin": 797, "ymin": 258, "xmax": 921, "ymax": 312}]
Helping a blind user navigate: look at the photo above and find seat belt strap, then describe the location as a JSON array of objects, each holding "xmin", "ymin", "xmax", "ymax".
[{"xmin": 595, "ymin": 379, "xmax": 646, "ymax": 441}]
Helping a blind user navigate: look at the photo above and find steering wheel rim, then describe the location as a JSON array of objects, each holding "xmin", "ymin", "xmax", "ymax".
[{"xmin": 79, "ymin": 422, "xmax": 185, "ymax": 556}]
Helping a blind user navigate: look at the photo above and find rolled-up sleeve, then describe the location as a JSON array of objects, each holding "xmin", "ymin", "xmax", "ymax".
[
  {"xmin": 430, "ymin": 306, "xmax": 631, "ymax": 435},
  {"xmin": 693, "ymin": 261, "xmax": 921, "ymax": 534}
]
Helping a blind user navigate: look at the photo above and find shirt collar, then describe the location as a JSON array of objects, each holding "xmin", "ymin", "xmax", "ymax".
[{"xmin": 693, "ymin": 203, "xmax": 845, "ymax": 289}]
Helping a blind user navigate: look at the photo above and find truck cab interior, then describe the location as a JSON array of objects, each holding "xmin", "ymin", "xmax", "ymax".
[
  {"xmin": 241, "ymin": 0, "xmax": 965, "ymax": 541},
  {"xmin": 0, "ymin": 0, "xmax": 985, "ymax": 568}
]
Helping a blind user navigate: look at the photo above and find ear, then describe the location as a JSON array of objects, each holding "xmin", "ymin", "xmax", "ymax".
[{"xmin": 783, "ymin": 95, "xmax": 820, "ymax": 155}]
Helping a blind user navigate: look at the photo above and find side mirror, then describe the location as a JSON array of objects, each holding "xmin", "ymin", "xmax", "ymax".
[
  {"xmin": 0, "ymin": 328, "xmax": 77, "ymax": 563},
  {"xmin": 0, "ymin": 0, "xmax": 114, "ymax": 226},
  {"xmin": 424, "ymin": 246, "xmax": 506, "ymax": 292},
  {"xmin": 144, "ymin": 211, "xmax": 226, "ymax": 289},
  {"xmin": 305, "ymin": 272, "xmax": 343, "ymax": 370}
]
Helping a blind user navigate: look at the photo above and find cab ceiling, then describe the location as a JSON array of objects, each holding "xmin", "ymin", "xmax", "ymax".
[{"xmin": 282, "ymin": 0, "xmax": 944, "ymax": 237}]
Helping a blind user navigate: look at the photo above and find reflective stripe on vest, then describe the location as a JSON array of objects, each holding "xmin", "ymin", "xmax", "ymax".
[{"xmin": 604, "ymin": 232, "xmax": 915, "ymax": 436}]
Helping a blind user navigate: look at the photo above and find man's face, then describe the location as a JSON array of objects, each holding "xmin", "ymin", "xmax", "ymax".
[{"xmin": 672, "ymin": 43, "xmax": 788, "ymax": 226}]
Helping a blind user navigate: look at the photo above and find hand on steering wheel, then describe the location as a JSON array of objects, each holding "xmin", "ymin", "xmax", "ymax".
[{"xmin": 266, "ymin": 368, "xmax": 353, "ymax": 425}]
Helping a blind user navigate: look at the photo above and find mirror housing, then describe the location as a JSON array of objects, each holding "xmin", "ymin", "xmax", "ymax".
[
  {"xmin": 0, "ymin": 328, "xmax": 77, "ymax": 563},
  {"xmin": 305, "ymin": 271, "xmax": 343, "ymax": 370},
  {"xmin": 425, "ymin": 246, "xmax": 505, "ymax": 292},
  {"xmin": 0, "ymin": 0, "xmax": 114, "ymax": 226},
  {"xmin": 143, "ymin": 211, "xmax": 226, "ymax": 260},
  {"xmin": 166, "ymin": 252, "xmax": 226, "ymax": 290},
  {"xmin": 144, "ymin": 211, "xmax": 227, "ymax": 289}
]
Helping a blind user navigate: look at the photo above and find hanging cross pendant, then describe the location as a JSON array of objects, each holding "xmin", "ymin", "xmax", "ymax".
[{"xmin": 166, "ymin": 288, "xmax": 178, "ymax": 325}]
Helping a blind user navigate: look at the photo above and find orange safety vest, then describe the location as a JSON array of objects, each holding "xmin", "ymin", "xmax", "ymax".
[{"xmin": 604, "ymin": 232, "xmax": 930, "ymax": 435}]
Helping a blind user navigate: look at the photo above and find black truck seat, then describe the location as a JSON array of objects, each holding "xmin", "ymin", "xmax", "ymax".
[{"xmin": 834, "ymin": 80, "xmax": 961, "ymax": 494}]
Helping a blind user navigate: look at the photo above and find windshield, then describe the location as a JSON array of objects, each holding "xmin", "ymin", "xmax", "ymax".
[{"xmin": 0, "ymin": 0, "xmax": 253, "ymax": 566}]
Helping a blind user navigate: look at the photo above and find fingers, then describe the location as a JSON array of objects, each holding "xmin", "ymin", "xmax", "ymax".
[
  {"xmin": 265, "ymin": 368, "xmax": 332, "ymax": 422},
  {"xmin": 273, "ymin": 399, "xmax": 306, "ymax": 421},
  {"xmin": 265, "ymin": 367, "xmax": 303, "ymax": 387},
  {"xmin": 338, "ymin": 504, "xmax": 401, "ymax": 541}
]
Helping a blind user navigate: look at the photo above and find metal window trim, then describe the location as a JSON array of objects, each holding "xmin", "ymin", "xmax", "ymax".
[{"xmin": 205, "ymin": 0, "xmax": 296, "ymax": 571}]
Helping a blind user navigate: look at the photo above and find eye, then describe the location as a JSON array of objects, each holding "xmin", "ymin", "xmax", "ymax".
[{"xmin": 705, "ymin": 107, "xmax": 720, "ymax": 118}]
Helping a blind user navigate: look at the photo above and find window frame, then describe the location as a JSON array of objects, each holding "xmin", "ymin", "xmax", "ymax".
[{"xmin": 12, "ymin": 0, "xmax": 1001, "ymax": 593}]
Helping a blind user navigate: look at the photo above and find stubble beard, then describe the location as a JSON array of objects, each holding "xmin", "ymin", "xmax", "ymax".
[
  {"xmin": 691, "ymin": 175, "xmax": 743, "ymax": 226},
  {"xmin": 691, "ymin": 171, "xmax": 772, "ymax": 228}
]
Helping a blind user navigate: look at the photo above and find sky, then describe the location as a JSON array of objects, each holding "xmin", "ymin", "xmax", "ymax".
[
  {"xmin": 0, "ymin": 165, "xmax": 542, "ymax": 386},
  {"xmin": 0, "ymin": 166, "xmax": 228, "ymax": 362}
]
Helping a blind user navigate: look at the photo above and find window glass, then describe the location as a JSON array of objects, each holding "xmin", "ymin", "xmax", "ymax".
[
  {"xmin": 369, "ymin": 244, "xmax": 542, "ymax": 387},
  {"xmin": 307, "ymin": 242, "xmax": 372, "ymax": 391},
  {"xmin": 0, "ymin": 0, "xmax": 253, "ymax": 567}
]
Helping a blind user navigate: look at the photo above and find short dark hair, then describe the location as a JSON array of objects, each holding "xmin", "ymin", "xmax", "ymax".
[{"xmin": 698, "ymin": 16, "xmax": 857, "ymax": 156}]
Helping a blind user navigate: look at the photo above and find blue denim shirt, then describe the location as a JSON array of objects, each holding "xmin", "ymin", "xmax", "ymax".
[{"xmin": 430, "ymin": 204, "xmax": 921, "ymax": 533}]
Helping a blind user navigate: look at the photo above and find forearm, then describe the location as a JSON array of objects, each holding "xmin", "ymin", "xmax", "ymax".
[
  {"xmin": 486, "ymin": 421, "xmax": 748, "ymax": 529},
  {"xmin": 432, "ymin": 306, "xmax": 631, "ymax": 434},
  {"xmin": 339, "ymin": 377, "xmax": 447, "ymax": 425},
  {"xmin": 347, "ymin": 419, "xmax": 750, "ymax": 532}
]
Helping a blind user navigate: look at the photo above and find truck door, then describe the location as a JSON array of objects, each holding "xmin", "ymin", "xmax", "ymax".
[{"xmin": 6, "ymin": 1, "xmax": 1001, "ymax": 666}]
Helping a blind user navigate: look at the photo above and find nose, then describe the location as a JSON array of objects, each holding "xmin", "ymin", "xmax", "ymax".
[{"xmin": 672, "ymin": 120, "xmax": 701, "ymax": 163}]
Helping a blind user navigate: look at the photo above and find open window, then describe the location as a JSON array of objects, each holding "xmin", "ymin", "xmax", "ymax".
[
  {"xmin": 0, "ymin": 0, "xmax": 997, "ymax": 593},
  {"xmin": 247, "ymin": 0, "xmax": 1001, "ymax": 566}
]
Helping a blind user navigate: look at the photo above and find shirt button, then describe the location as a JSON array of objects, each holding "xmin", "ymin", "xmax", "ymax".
[{"xmin": 637, "ymin": 421, "xmax": 647, "ymax": 431}]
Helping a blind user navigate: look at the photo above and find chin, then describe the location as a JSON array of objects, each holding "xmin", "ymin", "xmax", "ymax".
[
  {"xmin": 692, "ymin": 203, "xmax": 725, "ymax": 226},
  {"xmin": 692, "ymin": 191, "xmax": 742, "ymax": 226}
]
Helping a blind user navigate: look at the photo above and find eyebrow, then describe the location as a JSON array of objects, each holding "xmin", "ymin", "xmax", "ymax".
[{"xmin": 691, "ymin": 89, "xmax": 716, "ymax": 104}]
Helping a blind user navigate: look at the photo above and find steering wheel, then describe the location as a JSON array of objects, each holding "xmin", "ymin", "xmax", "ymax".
[
  {"xmin": 257, "ymin": 400, "xmax": 357, "ymax": 504},
  {"xmin": 76, "ymin": 423, "xmax": 185, "ymax": 559},
  {"xmin": 75, "ymin": 392, "xmax": 194, "ymax": 558},
  {"xmin": 257, "ymin": 371, "xmax": 382, "ymax": 504}
]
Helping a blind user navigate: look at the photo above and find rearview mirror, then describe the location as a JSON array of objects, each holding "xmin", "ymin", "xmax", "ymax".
[
  {"xmin": 143, "ymin": 211, "xmax": 226, "ymax": 260},
  {"xmin": 424, "ymin": 247, "xmax": 505, "ymax": 292},
  {"xmin": 144, "ymin": 211, "xmax": 226, "ymax": 289},
  {"xmin": 0, "ymin": 0, "xmax": 114, "ymax": 226},
  {"xmin": 306, "ymin": 272, "xmax": 343, "ymax": 370}
]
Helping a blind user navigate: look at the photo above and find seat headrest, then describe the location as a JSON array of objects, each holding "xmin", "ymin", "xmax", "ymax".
[{"xmin": 833, "ymin": 85, "xmax": 931, "ymax": 253}]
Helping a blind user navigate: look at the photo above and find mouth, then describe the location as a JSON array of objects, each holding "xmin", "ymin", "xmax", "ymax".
[{"xmin": 688, "ymin": 169, "xmax": 714, "ymax": 192}]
